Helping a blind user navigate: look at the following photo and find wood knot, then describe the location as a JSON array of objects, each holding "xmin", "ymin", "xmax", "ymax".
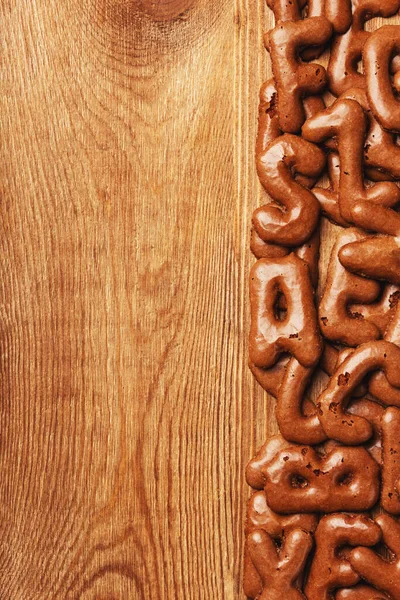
[{"xmin": 138, "ymin": 0, "xmax": 195, "ymax": 22}]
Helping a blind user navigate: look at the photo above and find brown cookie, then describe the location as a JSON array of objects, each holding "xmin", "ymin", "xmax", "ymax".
[
  {"xmin": 365, "ymin": 25, "xmax": 400, "ymax": 133},
  {"xmin": 254, "ymin": 134, "xmax": 324, "ymax": 247},
  {"xmin": 276, "ymin": 357, "xmax": 327, "ymax": 445},
  {"xmin": 319, "ymin": 229, "xmax": 383, "ymax": 347},
  {"xmin": 246, "ymin": 528, "xmax": 312, "ymax": 599},
  {"xmin": 317, "ymin": 341, "xmax": 400, "ymax": 444},
  {"xmin": 249, "ymin": 254, "xmax": 322, "ymax": 370},
  {"xmin": 305, "ymin": 514, "xmax": 381, "ymax": 600},
  {"xmin": 343, "ymin": 87, "xmax": 400, "ymax": 181},
  {"xmin": 267, "ymin": 18, "xmax": 332, "ymax": 132},
  {"xmin": 244, "ymin": 491, "xmax": 317, "ymax": 599},
  {"xmin": 302, "ymin": 98, "xmax": 400, "ymax": 235},
  {"xmin": 263, "ymin": 444, "xmax": 380, "ymax": 513}
]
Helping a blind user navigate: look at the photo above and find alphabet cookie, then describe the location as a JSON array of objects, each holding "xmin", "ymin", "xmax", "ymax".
[
  {"xmin": 253, "ymin": 134, "xmax": 324, "ymax": 246},
  {"xmin": 302, "ymin": 98, "xmax": 400, "ymax": 235},
  {"xmin": 268, "ymin": 18, "xmax": 332, "ymax": 132},
  {"xmin": 365, "ymin": 25, "xmax": 400, "ymax": 133},
  {"xmin": 252, "ymin": 81, "xmax": 324, "ymax": 260},
  {"xmin": 342, "ymin": 87, "xmax": 400, "ymax": 181},
  {"xmin": 305, "ymin": 514, "xmax": 381, "ymax": 600},
  {"xmin": 244, "ymin": 491, "xmax": 317, "ymax": 599},
  {"xmin": 249, "ymin": 254, "xmax": 322, "ymax": 370},
  {"xmin": 246, "ymin": 528, "xmax": 312, "ymax": 599},
  {"xmin": 263, "ymin": 444, "xmax": 380, "ymax": 513},
  {"xmin": 276, "ymin": 357, "xmax": 327, "ymax": 445},
  {"xmin": 319, "ymin": 229, "xmax": 383, "ymax": 347},
  {"xmin": 317, "ymin": 341, "xmax": 400, "ymax": 444}
]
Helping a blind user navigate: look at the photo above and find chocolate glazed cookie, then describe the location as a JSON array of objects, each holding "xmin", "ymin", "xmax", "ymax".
[{"xmin": 245, "ymin": 1, "xmax": 400, "ymax": 598}]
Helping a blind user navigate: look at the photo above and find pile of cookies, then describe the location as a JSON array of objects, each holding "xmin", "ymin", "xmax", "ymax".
[{"xmin": 245, "ymin": 1, "xmax": 400, "ymax": 598}]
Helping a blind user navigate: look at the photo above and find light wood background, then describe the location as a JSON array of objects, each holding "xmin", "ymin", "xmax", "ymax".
[
  {"xmin": 2, "ymin": 1, "xmax": 399, "ymax": 598},
  {"xmin": 0, "ymin": 0, "xmax": 274, "ymax": 597}
]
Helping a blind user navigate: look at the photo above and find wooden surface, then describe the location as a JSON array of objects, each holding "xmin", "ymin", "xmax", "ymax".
[
  {"xmin": 0, "ymin": 0, "xmax": 273, "ymax": 597},
  {"xmin": 3, "ymin": 2, "xmax": 399, "ymax": 598}
]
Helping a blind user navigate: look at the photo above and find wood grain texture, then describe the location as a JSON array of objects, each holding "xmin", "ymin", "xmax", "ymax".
[
  {"xmin": 2, "ymin": 1, "xmax": 399, "ymax": 598},
  {"xmin": 0, "ymin": 0, "xmax": 269, "ymax": 597}
]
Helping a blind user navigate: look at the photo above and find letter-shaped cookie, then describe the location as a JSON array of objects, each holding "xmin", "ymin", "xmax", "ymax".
[
  {"xmin": 381, "ymin": 407, "xmax": 400, "ymax": 515},
  {"xmin": 249, "ymin": 254, "xmax": 322, "ymax": 369},
  {"xmin": 268, "ymin": 18, "xmax": 332, "ymax": 132},
  {"xmin": 365, "ymin": 26, "xmax": 400, "ymax": 133},
  {"xmin": 349, "ymin": 514, "xmax": 400, "ymax": 599},
  {"xmin": 305, "ymin": 514, "xmax": 381, "ymax": 600},
  {"xmin": 317, "ymin": 341, "xmax": 400, "ymax": 444},
  {"xmin": 263, "ymin": 445, "xmax": 380, "ymax": 513},
  {"xmin": 328, "ymin": 0, "xmax": 400, "ymax": 96},
  {"xmin": 276, "ymin": 358, "xmax": 327, "ymax": 445},
  {"xmin": 319, "ymin": 229, "xmax": 383, "ymax": 346},
  {"xmin": 246, "ymin": 529, "xmax": 312, "ymax": 600},
  {"xmin": 244, "ymin": 491, "xmax": 317, "ymax": 599},
  {"xmin": 302, "ymin": 98, "xmax": 400, "ymax": 235},
  {"xmin": 253, "ymin": 85, "xmax": 325, "ymax": 259},
  {"xmin": 253, "ymin": 134, "xmax": 324, "ymax": 246}
]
